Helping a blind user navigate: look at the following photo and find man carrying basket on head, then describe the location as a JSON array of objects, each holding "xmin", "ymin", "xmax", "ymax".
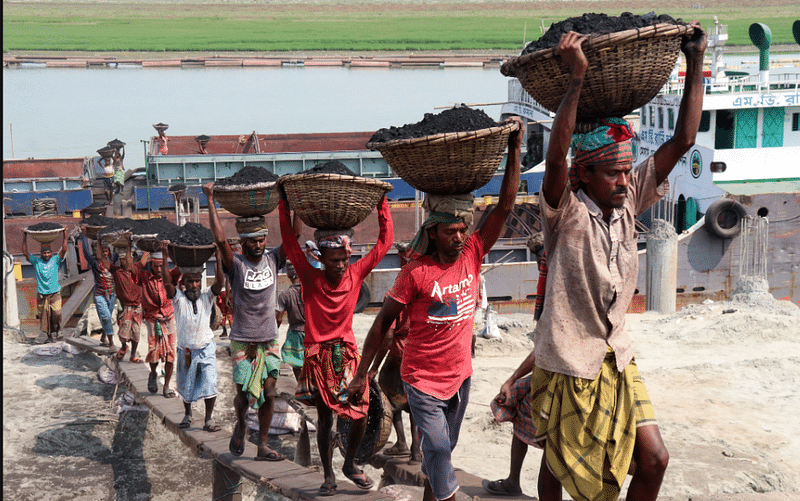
[
  {"xmin": 349, "ymin": 116, "xmax": 523, "ymax": 501},
  {"xmin": 523, "ymin": 25, "xmax": 707, "ymax": 501},
  {"xmin": 278, "ymin": 193, "xmax": 393, "ymax": 496},
  {"xmin": 203, "ymin": 182, "xmax": 295, "ymax": 461},
  {"xmin": 22, "ymin": 227, "xmax": 68, "ymax": 343}
]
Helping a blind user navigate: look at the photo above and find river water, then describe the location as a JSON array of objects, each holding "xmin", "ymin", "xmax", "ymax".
[
  {"xmin": 2, "ymin": 65, "xmax": 509, "ymax": 164},
  {"xmin": 3, "ymin": 53, "xmax": 798, "ymax": 164}
]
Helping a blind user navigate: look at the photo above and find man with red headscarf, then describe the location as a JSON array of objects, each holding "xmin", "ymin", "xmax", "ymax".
[
  {"xmin": 279, "ymin": 196, "xmax": 393, "ymax": 496},
  {"xmin": 524, "ymin": 25, "xmax": 708, "ymax": 501}
]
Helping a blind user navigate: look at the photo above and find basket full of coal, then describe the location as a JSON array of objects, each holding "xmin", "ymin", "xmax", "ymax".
[
  {"xmin": 367, "ymin": 106, "xmax": 519, "ymax": 195},
  {"xmin": 500, "ymin": 12, "xmax": 693, "ymax": 120},
  {"xmin": 26, "ymin": 222, "xmax": 64, "ymax": 244},
  {"xmin": 160, "ymin": 223, "xmax": 216, "ymax": 268},
  {"xmin": 278, "ymin": 160, "xmax": 393, "ymax": 230},
  {"xmin": 213, "ymin": 166, "xmax": 280, "ymax": 217}
]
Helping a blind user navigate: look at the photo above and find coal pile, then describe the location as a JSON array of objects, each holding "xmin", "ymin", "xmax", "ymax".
[
  {"xmin": 158, "ymin": 223, "xmax": 215, "ymax": 246},
  {"xmin": 369, "ymin": 107, "xmax": 499, "ymax": 143},
  {"xmin": 304, "ymin": 160, "xmax": 357, "ymax": 176},
  {"xmin": 215, "ymin": 166, "xmax": 279, "ymax": 186},
  {"xmin": 83, "ymin": 215, "xmax": 114, "ymax": 226},
  {"xmin": 132, "ymin": 218, "xmax": 178, "ymax": 236},
  {"xmin": 28, "ymin": 222, "xmax": 64, "ymax": 231},
  {"xmin": 99, "ymin": 218, "xmax": 138, "ymax": 235},
  {"xmin": 522, "ymin": 12, "xmax": 683, "ymax": 54}
]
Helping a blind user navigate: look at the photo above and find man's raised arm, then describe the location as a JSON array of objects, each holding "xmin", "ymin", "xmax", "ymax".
[
  {"xmin": 542, "ymin": 32, "xmax": 588, "ymax": 209},
  {"xmin": 202, "ymin": 182, "xmax": 233, "ymax": 271},
  {"xmin": 653, "ymin": 21, "xmax": 708, "ymax": 185},
  {"xmin": 478, "ymin": 116, "xmax": 523, "ymax": 251}
]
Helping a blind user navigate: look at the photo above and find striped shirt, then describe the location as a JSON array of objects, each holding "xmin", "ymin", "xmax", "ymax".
[{"xmin": 81, "ymin": 236, "xmax": 115, "ymax": 297}]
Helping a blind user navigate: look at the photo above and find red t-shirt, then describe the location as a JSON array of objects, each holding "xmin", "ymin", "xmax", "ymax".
[
  {"xmin": 111, "ymin": 264, "xmax": 143, "ymax": 306},
  {"xmin": 278, "ymin": 198, "xmax": 393, "ymax": 352},
  {"xmin": 388, "ymin": 306, "xmax": 409, "ymax": 359},
  {"xmin": 134, "ymin": 262, "xmax": 176, "ymax": 322},
  {"xmin": 389, "ymin": 233, "xmax": 485, "ymax": 400}
]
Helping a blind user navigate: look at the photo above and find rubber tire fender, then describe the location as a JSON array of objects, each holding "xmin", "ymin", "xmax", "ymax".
[
  {"xmin": 704, "ymin": 199, "xmax": 746, "ymax": 239},
  {"xmin": 354, "ymin": 282, "xmax": 371, "ymax": 314}
]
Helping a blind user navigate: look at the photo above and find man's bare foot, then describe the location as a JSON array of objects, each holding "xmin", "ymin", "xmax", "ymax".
[{"xmin": 384, "ymin": 442, "xmax": 411, "ymax": 456}]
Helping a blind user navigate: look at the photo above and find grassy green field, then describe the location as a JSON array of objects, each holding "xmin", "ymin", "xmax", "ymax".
[{"xmin": 3, "ymin": 1, "xmax": 798, "ymax": 52}]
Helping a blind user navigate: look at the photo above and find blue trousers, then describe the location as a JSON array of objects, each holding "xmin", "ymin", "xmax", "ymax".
[
  {"xmin": 94, "ymin": 294, "xmax": 116, "ymax": 336},
  {"xmin": 404, "ymin": 377, "xmax": 471, "ymax": 501}
]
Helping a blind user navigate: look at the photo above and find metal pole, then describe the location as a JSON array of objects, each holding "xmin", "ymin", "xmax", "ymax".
[
  {"xmin": 10, "ymin": 123, "xmax": 15, "ymax": 158},
  {"xmin": 141, "ymin": 140, "xmax": 151, "ymax": 218}
]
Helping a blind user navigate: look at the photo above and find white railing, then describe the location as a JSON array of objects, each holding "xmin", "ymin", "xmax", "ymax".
[{"xmin": 662, "ymin": 72, "xmax": 800, "ymax": 96}]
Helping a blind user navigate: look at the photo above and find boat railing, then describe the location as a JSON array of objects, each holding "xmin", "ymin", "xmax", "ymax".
[
  {"xmin": 661, "ymin": 71, "xmax": 800, "ymax": 96},
  {"xmin": 507, "ymin": 79, "xmax": 551, "ymax": 115}
]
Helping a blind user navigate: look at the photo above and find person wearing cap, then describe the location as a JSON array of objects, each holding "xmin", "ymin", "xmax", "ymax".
[
  {"xmin": 516, "ymin": 27, "xmax": 706, "ymax": 501},
  {"xmin": 79, "ymin": 231, "xmax": 116, "ymax": 349},
  {"xmin": 203, "ymin": 182, "xmax": 296, "ymax": 462},
  {"xmin": 134, "ymin": 247, "xmax": 178, "ymax": 398},
  {"xmin": 160, "ymin": 240, "xmax": 224, "ymax": 433},
  {"xmin": 278, "ymin": 193, "xmax": 393, "ymax": 494},
  {"xmin": 276, "ymin": 261, "xmax": 305, "ymax": 381},
  {"xmin": 350, "ymin": 115, "xmax": 523, "ymax": 501},
  {"xmin": 22, "ymin": 227, "xmax": 68, "ymax": 342},
  {"xmin": 96, "ymin": 235, "xmax": 144, "ymax": 363}
]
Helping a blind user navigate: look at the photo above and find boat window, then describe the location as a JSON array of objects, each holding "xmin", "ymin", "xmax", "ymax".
[
  {"xmin": 699, "ymin": 111, "xmax": 711, "ymax": 132},
  {"xmin": 715, "ymin": 110, "xmax": 735, "ymax": 149},
  {"xmin": 642, "ymin": 110, "xmax": 647, "ymax": 126},
  {"xmin": 658, "ymin": 107, "xmax": 664, "ymax": 129},
  {"xmin": 793, "ymin": 113, "xmax": 799, "ymax": 132},
  {"xmin": 649, "ymin": 107, "xmax": 655, "ymax": 128},
  {"xmin": 668, "ymin": 109, "xmax": 675, "ymax": 130}
]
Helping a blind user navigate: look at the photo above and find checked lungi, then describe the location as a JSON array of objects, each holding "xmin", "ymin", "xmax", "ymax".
[
  {"xmin": 230, "ymin": 339, "xmax": 281, "ymax": 410},
  {"xmin": 176, "ymin": 340, "xmax": 217, "ymax": 403},
  {"xmin": 530, "ymin": 349, "xmax": 656, "ymax": 501},
  {"xmin": 37, "ymin": 292, "xmax": 62, "ymax": 336},
  {"xmin": 145, "ymin": 315, "xmax": 177, "ymax": 364},
  {"xmin": 295, "ymin": 339, "xmax": 368, "ymax": 420},
  {"xmin": 280, "ymin": 328, "xmax": 305, "ymax": 369},
  {"xmin": 117, "ymin": 304, "xmax": 142, "ymax": 343},
  {"xmin": 490, "ymin": 374, "xmax": 539, "ymax": 447}
]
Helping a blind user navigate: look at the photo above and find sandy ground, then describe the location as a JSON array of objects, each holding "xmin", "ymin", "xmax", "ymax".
[{"xmin": 3, "ymin": 291, "xmax": 800, "ymax": 500}]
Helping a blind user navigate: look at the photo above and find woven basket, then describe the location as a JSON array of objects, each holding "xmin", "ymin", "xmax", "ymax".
[
  {"xmin": 336, "ymin": 379, "xmax": 393, "ymax": 462},
  {"xmin": 279, "ymin": 174, "xmax": 393, "ymax": 230},
  {"xmin": 83, "ymin": 225, "xmax": 106, "ymax": 240},
  {"xmin": 27, "ymin": 227, "xmax": 63, "ymax": 244},
  {"xmin": 100, "ymin": 231, "xmax": 130, "ymax": 248},
  {"xmin": 82, "ymin": 206, "xmax": 106, "ymax": 217},
  {"xmin": 133, "ymin": 234, "xmax": 161, "ymax": 253},
  {"xmin": 367, "ymin": 121, "xmax": 519, "ymax": 195},
  {"xmin": 213, "ymin": 181, "xmax": 280, "ymax": 217},
  {"xmin": 167, "ymin": 243, "xmax": 216, "ymax": 268},
  {"xmin": 501, "ymin": 23, "xmax": 693, "ymax": 120}
]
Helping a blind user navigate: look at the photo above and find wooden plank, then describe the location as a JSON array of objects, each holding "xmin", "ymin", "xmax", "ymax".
[
  {"xmin": 63, "ymin": 334, "xmax": 115, "ymax": 355},
  {"xmin": 60, "ymin": 273, "xmax": 93, "ymax": 324},
  {"xmin": 108, "ymin": 357, "xmax": 394, "ymax": 500}
]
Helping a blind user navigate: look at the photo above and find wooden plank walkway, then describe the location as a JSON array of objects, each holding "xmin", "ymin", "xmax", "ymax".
[
  {"xmin": 105, "ymin": 351, "xmax": 393, "ymax": 501},
  {"xmin": 61, "ymin": 332, "xmax": 535, "ymax": 500}
]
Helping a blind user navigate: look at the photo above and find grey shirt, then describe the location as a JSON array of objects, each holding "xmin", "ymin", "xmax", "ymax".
[
  {"xmin": 276, "ymin": 283, "xmax": 305, "ymax": 333},
  {"xmin": 226, "ymin": 247, "xmax": 283, "ymax": 343}
]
